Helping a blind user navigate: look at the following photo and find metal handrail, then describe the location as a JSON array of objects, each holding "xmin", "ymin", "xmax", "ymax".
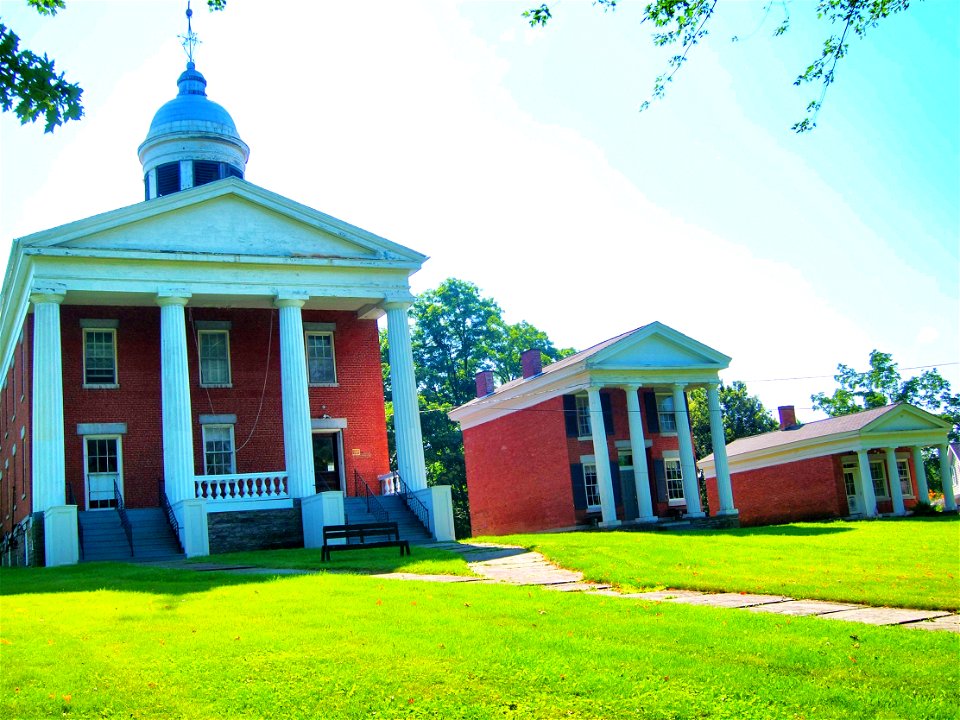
[
  {"xmin": 66, "ymin": 483, "xmax": 84, "ymax": 559},
  {"xmin": 159, "ymin": 479, "xmax": 183, "ymax": 554},
  {"xmin": 114, "ymin": 480, "xmax": 134, "ymax": 557},
  {"xmin": 352, "ymin": 470, "xmax": 389, "ymax": 524},
  {"xmin": 393, "ymin": 471, "xmax": 430, "ymax": 532}
]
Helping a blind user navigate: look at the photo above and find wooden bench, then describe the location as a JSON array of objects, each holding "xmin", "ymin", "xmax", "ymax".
[{"xmin": 321, "ymin": 522, "xmax": 410, "ymax": 561}]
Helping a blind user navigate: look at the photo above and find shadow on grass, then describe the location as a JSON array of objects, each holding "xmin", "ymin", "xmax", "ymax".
[
  {"xmin": 685, "ymin": 524, "xmax": 855, "ymax": 538},
  {"xmin": 0, "ymin": 562, "xmax": 287, "ymax": 597}
]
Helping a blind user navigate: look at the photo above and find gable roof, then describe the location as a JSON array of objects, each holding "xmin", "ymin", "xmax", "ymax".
[
  {"xmin": 449, "ymin": 322, "xmax": 730, "ymax": 430},
  {"xmin": 700, "ymin": 403, "xmax": 953, "ymax": 476}
]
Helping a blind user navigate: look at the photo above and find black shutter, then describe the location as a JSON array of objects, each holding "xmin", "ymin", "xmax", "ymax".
[
  {"xmin": 563, "ymin": 395, "xmax": 578, "ymax": 437},
  {"xmin": 653, "ymin": 459, "xmax": 668, "ymax": 502},
  {"xmin": 600, "ymin": 392, "xmax": 614, "ymax": 435},
  {"xmin": 193, "ymin": 160, "xmax": 221, "ymax": 187},
  {"xmin": 570, "ymin": 464, "xmax": 587, "ymax": 509},
  {"xmin": 644, "ymin": 391, "xmax": 660, "ymax": 434},
  {"xmin": 610, "ymin": 462, "xmax": 623, "ymax": 506},
  {"xmin": 156, "ymin": 162, "xmax": 181, "ymax": 197}
]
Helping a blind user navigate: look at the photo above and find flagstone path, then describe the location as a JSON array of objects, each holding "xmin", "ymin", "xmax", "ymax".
[{"xmin": 404, "ymin": 542, "xmax": 960, "ymax": 633}]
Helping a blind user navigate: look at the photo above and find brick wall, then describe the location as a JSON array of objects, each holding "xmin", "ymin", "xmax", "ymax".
[
  {"xmin": 0, "ymin": 315, "xmax": 33, "ymax": 533},
  {"xmin": 58, "ymin": 305, "xmax": 389, "ymax": 511},
  {"xmin": 463, "ymin": 396, "xmax": 575, "ymax": 536}
]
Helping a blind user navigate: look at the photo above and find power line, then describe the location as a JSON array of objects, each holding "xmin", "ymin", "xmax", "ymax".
[{"xmin": 742, "ymin": 362, "xmax": 959, "ymax": 384}]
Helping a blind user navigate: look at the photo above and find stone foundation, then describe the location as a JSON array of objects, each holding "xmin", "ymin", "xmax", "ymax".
[
  {"xmin": 0, "ymin": 513, "xmax": 44, "ymax": 567},
  {"xmin": 207, "ymin": 505, "xmax": 304, "ymax": 555}
]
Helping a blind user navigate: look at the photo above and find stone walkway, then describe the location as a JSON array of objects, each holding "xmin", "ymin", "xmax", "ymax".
[{"xmin": 400, "ymin": 542, "xmax": 960, "ymax": 633}]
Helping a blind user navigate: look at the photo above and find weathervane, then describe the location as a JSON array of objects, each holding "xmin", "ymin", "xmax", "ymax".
[{"xmin": 179, "ymin": 1, "xmax": 200, "ymax": 64}]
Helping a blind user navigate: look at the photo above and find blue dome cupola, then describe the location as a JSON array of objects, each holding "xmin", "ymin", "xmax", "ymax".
[{"xmin": 138, "ymin": 4, "xmax": 249, "ymax": 200}]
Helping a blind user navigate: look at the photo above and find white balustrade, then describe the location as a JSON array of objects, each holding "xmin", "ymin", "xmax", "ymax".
[
  {"xmin": 195, "ymin": 472, "xmax": 290, "ymax": 503},
  {"xmin": 379, "ymin": 472, "xmax": 400, "ymax": 496}
]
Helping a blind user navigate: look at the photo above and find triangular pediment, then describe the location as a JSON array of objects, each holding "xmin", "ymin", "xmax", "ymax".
[
  {"xmin": 21, "ymin": 179, "xmax": 426, "ymax": 265},
  {"xmin": 862, "ymin": 404, "xmax": 952, "ymax": 434},
  {"xmin": 588, "ymin": 322, "xmax": 731, "ymax": 370}
]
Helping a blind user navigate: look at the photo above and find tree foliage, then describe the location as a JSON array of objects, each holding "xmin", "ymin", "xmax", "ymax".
[
  {"xmin": 689, "ymin": 380, "xmax": 778, "ymax": 458},
  {"xmin": 523, "ymin": 0, "xmax": 915, "ymax": 133},
  {"xmin": 381, "ymin": 277, "xmax": 574, "ymax": 537},
  {"xmin": 811, "ymin": 350, "xmax": 960, "ymax": 442},
  {"xmin": 0, "ymin": 0, "xmax": 226, "ymax": 133}
]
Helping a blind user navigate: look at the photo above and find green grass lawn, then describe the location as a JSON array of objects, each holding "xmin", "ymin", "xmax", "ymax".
[
  {"xmin": 189, "ymin": 545, "xmax": 475, "ymax": 576},
  {"xmin": 480, "ymin": 517, "xmax": 960, "ymax": 610},
  {"xmin": 1, "ymin": 564, "xmax": 957, "ymax": 719}
]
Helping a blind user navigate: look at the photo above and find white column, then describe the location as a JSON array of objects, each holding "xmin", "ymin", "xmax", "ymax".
[
  {"xmin": 587, "ymin": 386, "xmax": 619, "ymax": 527},
  {"xmin": 885, "ymin": 447, "xmax": 905, "ymax": 516},
  {"xmin": 275, "ymin": 294, "xmax": 316, "ymax": 498},
  {"xmin": 939, "ymin": 444, "xmax": 957, "ymax": 512},
  {"xmin": 912, "ymin": 446, "xmax": 929, "ymax": 503},
  {"xmin": 384, "ymin": 301, "xmax": 428, "ymax": 491},
  {"xmin": 623, "ymin": 384, "xmax": 655, "ymax": 523},
  {"xmin": 157, "ymin": 292, "xmax": 195, "ymax": 505},
  {"xmin": 707, "ymin": 382, "xmax": 737, "ymax": 516},
  {"xmin": 673, "ymin": 383, "xmax": 703, "ymax": 518},
  {"xmin": 31, "ymin": 291, "xmax": 66, "ymax": 511},
  {"xmin": 857, "ymin": 449, "xmax": 878, "ymax": 518}
]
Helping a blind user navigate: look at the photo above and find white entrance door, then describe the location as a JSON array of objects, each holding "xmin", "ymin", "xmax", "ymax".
[
  {"xmin": 84, "ymin": 436, "xmax": 123, "ymax": 510},
  {"xmin": 842, "ymin": 464, "xmax": 861, "ymax": 515}
]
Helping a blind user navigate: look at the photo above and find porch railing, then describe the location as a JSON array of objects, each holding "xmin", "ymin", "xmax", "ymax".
[
  {"xmin": 353, "ymin": 470, "xmax": 389, "ymax": 523},
  {"xmin": 114, "ymin": 479, "xmax": 134, "ymax": 557},
  {"xmin": 195, "ymin": 472, "xmax": 290, "ymax": 503},
  {"xmin": 385, "ymin": 471, "xmax": 430, "ymax": 532},
  {"xmin": 67, "ymin": 483, "xmax": 84, "ymax": 559},
  {"xmin": 158, "ymin": 479, "xmax": 183, "ymax": 554}
]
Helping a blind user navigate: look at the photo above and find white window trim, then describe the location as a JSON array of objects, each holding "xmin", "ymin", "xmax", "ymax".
[
  {"xmin": 575, "ymin": 393, "xmax": 591, "ymax": 439},
  {"xmin": 202, "ymin": 424, "xmax": 236, "ymax": 476},
  {"xmin": 663, "ymin": 451, "xmax": 685, "ymax": 505},
  {"xmin": 82, "ymin": 327, "xmax": 118, "ymax": 389},
  {"xmin": 198, "ymin": 329, "xmax": 232, "ymax": 388},
  {"xmin": 656, "ymin": 392, "xmax": 678, "ymax": 436},
  {"xmin": 304, "ymin": 330, "xmax": 338, "ymax": 387},
  {"xmin": 582, "ymin": 462, "xmax": 601, "ymax": 512},
  {"xmin": 83, "ymin": 434, "xmax": 123, "ymax": 510},
  {"xmin": 867, "ymin": 459, "xmax": 890, "ymax": 500},
  {"xmin": 896, "ymin": 454, "xmax": 914, "ymax": 499}
]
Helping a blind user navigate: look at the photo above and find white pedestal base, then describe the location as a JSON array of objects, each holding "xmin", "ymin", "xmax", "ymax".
[
  {"xmin": 302, "ymin": 492, "xmax": 345, "ymax": 548},
  {"xmin": 44, "ymin": 505, "xmax": 79, "ymax": 567},
  {"xmin": 414, "ymin": 486, "xmax": 456, "ymax": 542},
  {"xmin": 175, "ymin": 499, "xmax": 209, "ymax": 557}
]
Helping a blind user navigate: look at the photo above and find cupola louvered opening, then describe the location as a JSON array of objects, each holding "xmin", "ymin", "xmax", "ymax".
[
  {"xmin": 156, "ymin": 162, "xmax": 181, "ymax": 197},
  {"xmin": 193, "ymin": 160, "xmax": 244, "ymax": 188}
]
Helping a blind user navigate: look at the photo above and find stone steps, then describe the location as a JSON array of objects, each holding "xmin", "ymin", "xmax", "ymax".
[
  {"xmin": 343, "ymin": 495, "xmax": 433, "ymax": 545},
  {"xmin": 79, "ymin": 508, "xmax": 183, "ymax": 563}
]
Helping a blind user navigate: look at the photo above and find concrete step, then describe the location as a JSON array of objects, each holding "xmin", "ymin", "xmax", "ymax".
[{"xmin": 79, "ymin": 507, "xmax": 182, "ymax": 563}]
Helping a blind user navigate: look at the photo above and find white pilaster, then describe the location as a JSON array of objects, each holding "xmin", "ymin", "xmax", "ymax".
[
  {"xmin": 857, "ymin": 449, "xmax": 878, "ymax": 518},
  {"xmin": 384, "ymin": 302, "xmax": 427, "ymax": 491},
  {"xmin": 275, "ymin": 294, "xmax": 316, "ymax": 498},
  {"xmin": 885, "ymin": 447, "xmax": 905, "ymax": 516},
  {"xmin": 707, "ymin": 382, "xmax": 738, "ymax": 516},
  {"xmin": 157, "ymin": 292, "xmax": 195, "ymax": 505},
  {"xmin": 939, "ymin": 444, "xmax": 957, "ymax": 512},
  {"xmin": 31, "ymin": 290, "xmax": 66, "ymax": 511},
  {"xmin": 912, "ymin": 446, "xmax": 929, "ymax": 503},
  {"xmin": 673, "ymin": 383, "xmax": 704, "ymax": 518},
  {"xmin": 587, "ymin": 386, "xmax": 619, "ymax": 527},
  {"xmin": 623, "ymin": 385, "xmax": 656, "ymax": 523}
]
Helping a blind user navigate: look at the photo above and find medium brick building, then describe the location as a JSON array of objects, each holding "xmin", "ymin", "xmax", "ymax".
[
  {"xmin": 0, "ymin": 58, "xmax": 454, "ymax": 566},
  {"xmin": 699, "ymin": 404, "xmax": 957, "ymax": 527},
  {"xmin": 449, "ymin": 323, "xmax": 739, "ymax": 536}
]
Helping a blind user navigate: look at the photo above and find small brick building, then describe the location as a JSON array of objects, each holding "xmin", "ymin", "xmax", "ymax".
[
  {"xmin": 0, "ymin": 59, "xmax": 454, "ymax": 566},
  {"xmin": 449, "ymin": 323, "xmax": 740, "ymax": 536},
  {"xmin": 699, "ymin": 404, "xmax": 957, "ymax": 527}
]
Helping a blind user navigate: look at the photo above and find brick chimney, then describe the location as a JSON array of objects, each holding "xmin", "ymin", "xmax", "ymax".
[
  {"xmin": 521, "ymin": 349, "xmax": 543, "ymax": 379},
  {"xmin": 475, "ymin": 370, "xmax": 495, "ymax": 398},
  {"xmin": 778, "ymin": 405, "xmax": 797, "ymax": 430}
]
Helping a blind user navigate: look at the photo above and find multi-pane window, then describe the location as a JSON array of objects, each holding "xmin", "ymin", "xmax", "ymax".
[
  {"xmin": 665, "ymin": 458, "xmax": 685, "ymax": 504},
  {"xmin": 198, "ymin": 330, "xmax": 231, "ymax": 386},
  {"xmin": 203, "ymin": 425, "xmax": 235, "ymax": 475},
  {"xmin": 83, "ymin": 329, "xmax": 117, "ymax": 386},
  {"xmin": 582, "ymin": 463, "xmax": 601, "ymax": 510},
  {"xmin": 618, "ymin": 449, "xmax": 633, "ymax": 469},
  {"xmin": 657, "ymin": 394, "xmax": 677, "ymax": 433},
  {"xmin": 85, "ymin": 437, "xmax": 120, "ymax": 509},
  {"xmin": 305, "ymin": 332, "xmax": 337, "ymax": 384},
  {"xmin": 575, "ymin": 394, "xmax": 591, "ymax": 437},
  {"xmin": 868, "ymin": 460, "xmax": 889, "ymax": 499},
  {"xmin": 896, "ymin": 459, "xmax": 913, "ymax": 498},
  {"xmin": 842, "ymin": 463, "xmax": 857, "ymax": 497}
]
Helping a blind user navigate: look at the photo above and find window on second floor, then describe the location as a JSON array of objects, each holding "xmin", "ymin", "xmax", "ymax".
[
  {"xmin": 198, "ymin": 330, "xmax": 231, "ymax": 387},
  {"xmin": 83, "ymin": 329, "xmax": 117, "ymax": 387},
  {"xmin": 656, "ymin": 393, "xmax": 677, "ymax": 433},
  {"xmin": 305, "ymin": 331, "xmax": 337, "ymax": 385},
  {"xmin": 575, "ymin": 394, "xmax": 591, "ymax": 438}
]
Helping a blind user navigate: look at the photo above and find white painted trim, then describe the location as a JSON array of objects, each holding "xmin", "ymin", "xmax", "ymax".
[
  {"xmin": 304, "ymin": 329, "xmax": 337, "ymax": 386},
  {"xmin": 79, "ymin": 318, "xmax": 119, "ymax": 328},
  {"xmin": 311, "ymin": 417, "xmax": 347, "ymax": 430},
  {"xmin": 199, "ymin": 414, "xmax": 238, "ymax": 425},
  {"xmin": 82, "ymin": 434, "xmax": 123, "ymax": 510},
  {"xmin": 76, "ymin": 423, "xmax": 127, "ymax": 436},
  {"xmin": 197, "ymin": 329, "xmax": 232, "ymax": 388},
  {"xmin": 82, "ymin": 327, "xmax": 118, "ymax": 388},
  {"xmin": 201, "ymin": 424, "xmax": 236, "ymax": 476}
]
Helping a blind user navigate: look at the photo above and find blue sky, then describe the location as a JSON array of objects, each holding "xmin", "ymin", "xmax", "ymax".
[{"xmin": 1, "ymin": 0, "xmax": 957, "ymax": 417}]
